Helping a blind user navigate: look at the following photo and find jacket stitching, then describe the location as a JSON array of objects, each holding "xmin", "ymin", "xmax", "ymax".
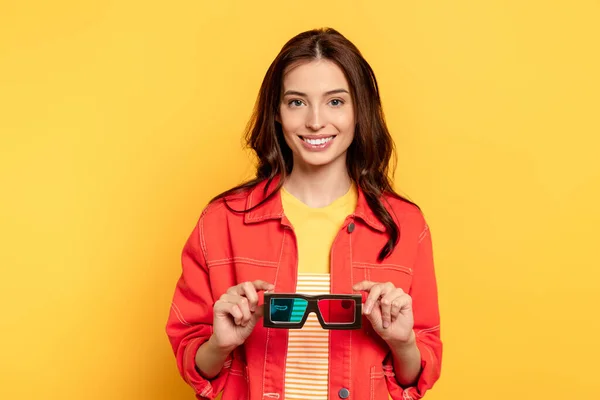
[
  {"xmin": 171, "ymin": 303, "xmax": 192, "ymax": 327},
  {"xmin": 329, "ymin": 229, "xmax": 335, "ymax": 397},
  {"xmin": 418, "ymin": 224, "xmax": 429, "ymax": 244},
  {"xmin": 200, "ymin": 384, "xmax": 212, "ymax": 398},
  {"xmin": 200, "ymin": 215, "xmax": 208, "ymax": 261},
  {"xmin": 207, "ymin": 257, "xmax": 279, "ymax": 268},
  {"xmin": 370, "ymin": 366, "xmax": 375, "ymax": 400},
  {"xmin": 407, "ymin": 387, "xmax": 418, "ymax": 399},
  {"xmin": 183, "ymin": 338, "xmax": 194, "ymax": 386},
  {"xmin": 261, "ymin": 229, "xmax": 286, "ymax": 398},
  {"xmin": 348, "ymin": 228, "xmax": 353, "ymax": 395},
  {"xmin": 353, "ymin": 263, "xmax": 413, "ymax": 274},
  {"xmin": 353, "ymin": 210, "xmax": 385, "ymax": 231},
  {"xmin": 229, "ymin": 370, "xmax": 248, "ymax": 382},
  {"xmin": 246, "ymin": 212, "xmax": 284, "ymax": 222}
]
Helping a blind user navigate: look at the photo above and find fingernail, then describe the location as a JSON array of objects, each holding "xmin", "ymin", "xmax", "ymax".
[{"xmin": 383, "ymin": 321, "xmax": 389, "ymax": 329}]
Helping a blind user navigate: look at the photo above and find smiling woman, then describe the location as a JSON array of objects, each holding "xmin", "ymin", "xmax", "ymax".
[
  {"xmin": 279, "ymin": 60, "xmax": 355, "ymax": 167},
  {"xmin": 166, "ymin": 27, "xmax": 442, "ymax": 400}
]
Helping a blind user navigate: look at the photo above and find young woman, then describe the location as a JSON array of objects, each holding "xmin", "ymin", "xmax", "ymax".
[{"xmin": 166, "ymin": 28, "xmax": 442, "ymax": 400}]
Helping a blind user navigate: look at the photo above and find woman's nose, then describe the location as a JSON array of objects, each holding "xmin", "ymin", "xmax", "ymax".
[{"xmin": 306, "ymin": 107, "xmax": 325, "ymax": 130}]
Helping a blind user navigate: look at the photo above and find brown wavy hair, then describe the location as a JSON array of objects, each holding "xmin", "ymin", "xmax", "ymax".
[{"xmin": 211, "ymin": 27, "xmax": 416, "ymax": 261}]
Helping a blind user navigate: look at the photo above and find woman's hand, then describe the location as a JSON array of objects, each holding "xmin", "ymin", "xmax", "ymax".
[
  {"xmin": 210, "ymin": 280, "xmax": 274, "ymax": 352},
  {"xmin": 353, "ymin": 280, "xmax": 415, "ymax": 345}
]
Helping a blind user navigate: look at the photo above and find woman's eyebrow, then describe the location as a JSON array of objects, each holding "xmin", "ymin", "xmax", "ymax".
[{"xmin": 282, "ymin": 88, "xmax": 350, "ymax": 97}]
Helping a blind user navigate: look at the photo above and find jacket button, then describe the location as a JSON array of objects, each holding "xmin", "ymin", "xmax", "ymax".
[
  {"xmin": 338, "ymin": 388, "xmax": 350, "ymax": 399},
  {"xmin": 347, "ymin": 222, "xmax": 355, "ymax": 233}
]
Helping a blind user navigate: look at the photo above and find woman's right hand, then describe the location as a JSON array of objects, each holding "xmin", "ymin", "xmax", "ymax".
[{"xmin": 210, "ymin": 280, "xmax": 274, "ymax": 352}]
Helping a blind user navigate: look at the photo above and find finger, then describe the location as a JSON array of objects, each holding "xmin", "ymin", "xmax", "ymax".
[
  {"xmin": 390, "ymin": 294, "xmax": 412, "ymax": 319},
  {"xmin": 352, "ymin": 280, "xmax": 377, "ymax": 292},
  {"xmin": 236, "ymin": 296, "xmax": 252, "ymax": 326},
  {"xmin": 363, "ymin": 298, "xmax": 383, "ymax": 329},
  {"xmin": 366, "ymin": 283, "xmax": 395, "ymax": 318},
  {"xmin": 219, "ymin": 294, "xmax": 252, "ymax": 326},
  {"xmin": 231, "ymin": 305, "xmax": 244, "ymax": 325},
  {"xmin": 252, "ymin": 304, "xmax": 264, "ymax": 319},
  {"xmin": 227, "ymin": 280, "xmax": 274, "ymax": 296},
  {"xmin": 240, "ymin": 282, "xmax": 259, "ymax": 312},
  {"xmin": 364, "ymin": 284, "xmax": 384, "ymax": 315},
  {"xmin": 252, "ymin": 280, "xmax": 275, "ymax": 292},
  {"xmin": 214, "ymin": 300, "xmax": 244, "ymax": 325},
  {"xmin": 381, "ymin": 288, "xmax": 404, "ymax": 328},
  {"xmin": 390, "ymin": 298, "xmax": 402, "ymax": 319}
]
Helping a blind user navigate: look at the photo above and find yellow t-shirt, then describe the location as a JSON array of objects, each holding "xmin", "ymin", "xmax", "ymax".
[{"xmin": 280, "ymin": 184, "xmax": 358, "ymax": 400}]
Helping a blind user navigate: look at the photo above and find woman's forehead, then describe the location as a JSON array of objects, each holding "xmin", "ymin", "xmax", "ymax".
[{"xmin": 282, "ymin": 59, "xmax": 350, "ymax": 94}]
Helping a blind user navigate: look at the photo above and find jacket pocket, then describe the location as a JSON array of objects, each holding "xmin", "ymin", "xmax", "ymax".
[
  {"xmin": 208, "ymin": 257, "xmax": 280, "ymax": 298},
  {"xmin": 353, "ymin": 263, "xmax": 413, "ymax": 293}
]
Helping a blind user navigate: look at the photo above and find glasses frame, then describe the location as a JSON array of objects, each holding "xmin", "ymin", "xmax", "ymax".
[{"xmin": 263, "ymin": 293, "xmax": 362, "ymax": 330}]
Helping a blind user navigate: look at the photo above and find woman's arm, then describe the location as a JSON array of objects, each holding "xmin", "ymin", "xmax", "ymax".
[
  {"xmin": 389, "ymin": 331, "xmax": 422, "ymax": 387},
  {"xmin": 195, "ymin": 335, "xmax": 232, "ymax": 379}
]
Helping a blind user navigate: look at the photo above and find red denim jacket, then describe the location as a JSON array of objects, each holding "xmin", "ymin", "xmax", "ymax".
[{"xmin": 166, "ymin": 177, "xmax": 442, "ymax": 400}]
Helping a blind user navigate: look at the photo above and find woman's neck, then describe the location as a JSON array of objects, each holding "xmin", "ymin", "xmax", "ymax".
[{"xmin": 283, "ymin": 161, "xmax": 352, "ymax": 208}]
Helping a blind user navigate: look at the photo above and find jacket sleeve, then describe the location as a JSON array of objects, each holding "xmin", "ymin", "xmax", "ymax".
[
  {"xmin": 386, "ymin": 218, "xmax": 443, "ymax": 399},
  {"xmin": 165, "ymin": 214, "xmax": 231, "ymax": 399}
]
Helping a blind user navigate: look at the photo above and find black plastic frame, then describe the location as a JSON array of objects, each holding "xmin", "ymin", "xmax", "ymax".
[{"xmin": 263, "ymin": 293, "xmax": 362, "ymax": 330}]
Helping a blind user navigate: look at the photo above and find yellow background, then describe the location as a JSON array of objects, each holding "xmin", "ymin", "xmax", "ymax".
[{"xmin": 1, "ymin": 1, "xmax": 599, "ymax": 399}]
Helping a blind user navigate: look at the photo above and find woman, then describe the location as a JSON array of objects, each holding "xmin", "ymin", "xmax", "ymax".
[{"xmin": 166, "ymin": 27, "xmax": 442, "ymax": 400}]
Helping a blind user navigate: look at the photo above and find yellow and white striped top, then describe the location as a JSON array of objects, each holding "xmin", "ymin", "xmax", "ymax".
[
  {"xmin": 284, "ymin": 273, "xmax": 330, "ymax": 399},
  {"xmin": 280, "ymin": 184, "xmax": 358, "ymax": 400}
]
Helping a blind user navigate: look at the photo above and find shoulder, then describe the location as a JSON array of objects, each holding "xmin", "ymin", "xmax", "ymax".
[
  {"xmin": 382, "ymin": 192, "xmax": 428, "ymax": 233},
  {"xmin": 198, "ymin": 188, "xmax": 252, "ymax": 224}
]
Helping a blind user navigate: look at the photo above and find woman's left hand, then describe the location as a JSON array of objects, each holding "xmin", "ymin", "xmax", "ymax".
[{"xmin": 353, "ymin": 280, "xmax": 415, "ymax": 345}]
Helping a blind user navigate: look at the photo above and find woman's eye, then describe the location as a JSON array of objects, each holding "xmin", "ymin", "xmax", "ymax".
[
  {"xmin": 330, "ymin": 99, "xmax": 344, "ymax": 107},
  {"xmin": 289, "ymin": 100, "xmax": 304, "ymax": 107}
]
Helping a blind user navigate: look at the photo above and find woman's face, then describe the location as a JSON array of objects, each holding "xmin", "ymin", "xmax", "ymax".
[{"xmin": 279, "ymin": 59, "xmax": 355, "ymax": 171}]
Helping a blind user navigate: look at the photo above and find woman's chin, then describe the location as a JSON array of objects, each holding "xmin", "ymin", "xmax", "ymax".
[{"xmin": 292, "ymin": 151, "xmax": 348, "ymax": 171}]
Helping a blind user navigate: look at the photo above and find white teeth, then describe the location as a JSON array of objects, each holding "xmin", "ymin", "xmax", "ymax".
[{"xmin": 303, "ymin": 136, "xmax": 333, "ymax": 145}]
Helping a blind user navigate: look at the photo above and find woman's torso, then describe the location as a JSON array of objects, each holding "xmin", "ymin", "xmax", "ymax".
[{"xmin": 202, "ymin": 179, "xmax": 427, "ymax": 400}]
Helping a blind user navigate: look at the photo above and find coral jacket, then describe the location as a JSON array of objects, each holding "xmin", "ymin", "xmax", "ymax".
[{"xmin": 166, "ymin": 177, "xmax": 442, "ymax": 399}]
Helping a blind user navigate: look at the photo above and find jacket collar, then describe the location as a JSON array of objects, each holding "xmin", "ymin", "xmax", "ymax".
[{"xmin": 244, "ymin": 175, "xmax": 386, "ymax": 232}]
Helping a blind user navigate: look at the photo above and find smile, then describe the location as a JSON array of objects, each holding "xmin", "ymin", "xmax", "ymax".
[{"xmin": 299, "ymin": 136, "xmax": 335, "ymax": 146}]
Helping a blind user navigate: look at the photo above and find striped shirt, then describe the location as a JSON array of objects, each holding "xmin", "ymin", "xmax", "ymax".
[
  {"xmin": 284, "ymin": 273, "xmax": 330, "ymax": 400},
  {"xmin": 280, "ymin": 184, "xmax": 357, "ymax": 399}
]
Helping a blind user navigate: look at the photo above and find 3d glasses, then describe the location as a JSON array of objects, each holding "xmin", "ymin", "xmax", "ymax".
[{"xmin": 263, "ymin": 293, "xmax": 362, "ymax": 330}]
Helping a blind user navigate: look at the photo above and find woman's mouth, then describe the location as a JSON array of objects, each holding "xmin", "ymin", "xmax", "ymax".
[
  {"xmin": 299, "ymin": 135, "xmax": 335, "ymax": 152},
  {"xmin": 301, "ymin": 136, "xmax": 334, "ymax": 145},
  {"xmin": 298, "ymin": 135, "xmax": 336, "ymax": 151}
]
